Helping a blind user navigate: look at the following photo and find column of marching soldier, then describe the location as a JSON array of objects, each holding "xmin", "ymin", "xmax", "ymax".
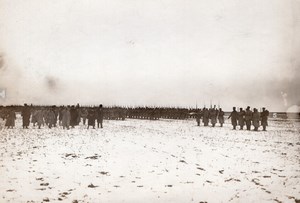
[
  {"xmin": 195, "ymin": 105, "xmax": 269, "ymax": 131},
  {"xmin": 0, "ymin": 104, "xmax": 269, "ymax": 131},
  {"xmin": 1, "ymin": 104, "xmax": 104, "ymax": 130}
]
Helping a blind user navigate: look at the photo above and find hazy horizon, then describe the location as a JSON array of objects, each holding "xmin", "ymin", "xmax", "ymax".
[{"xmin": 0, "ymin": 0, "xmax": 299, "ymax": 112}]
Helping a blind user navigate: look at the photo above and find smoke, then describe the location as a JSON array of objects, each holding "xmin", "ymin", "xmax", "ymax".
[{"xmin": 45, "ymin": 76, "xmax": 60, "ymax": 92}]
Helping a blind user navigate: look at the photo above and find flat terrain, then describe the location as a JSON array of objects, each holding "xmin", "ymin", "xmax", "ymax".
[{"xmin": 0, "ymin": 117, "xmax": 299, "ymax": 203}]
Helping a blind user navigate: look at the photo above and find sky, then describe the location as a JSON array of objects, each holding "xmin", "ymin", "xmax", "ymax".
[{"xmin": 0, "ymin": 0, "xmax": 299, "ymax": 111}]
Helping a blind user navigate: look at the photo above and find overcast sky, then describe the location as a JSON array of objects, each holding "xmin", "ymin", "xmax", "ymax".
[{"xmin": 0, "ymin": 0, "xmax": 299, "ymax": 111}]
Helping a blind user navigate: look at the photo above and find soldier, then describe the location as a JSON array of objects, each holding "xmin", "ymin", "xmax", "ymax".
[
  {"xmin": 218, "ymin": 108, "xmax": 225, "ymax": 127},
  {"xmin": 52, "ymin": 105, "xmax": 59, "ymax": 127},
  {"xmin": 80, "ymin": 107, "xmax": 88, "ymax": 125},
  {"xmin": 244, "ymin": 106, "xmax": 252, "ymax": 131},
  {"xmin": 238, "ymin": 108, "xmax": 245, "ymax": 130},
  {"xmin": 195, "ymin": 109, "xmax": 202, "ymax": 126},
  {"xmin": 46, "ymin": 107, "xmax": 56, "ymax": 129},
  {"xmin": 252, "ymin": 108, "xmax": 260, "ymax": 131},
  {"xmin": 228, "ymin": 107, "xmax": 238, "ymax": 130},
  {"xmin": 76, "ymin": 104, "xmax": 81, "ymax": 125},
  {"xmin": 21, "ymin": 103, "xmax": 31, "ymax": 129},
  {"xmin": 5, "ymin": 106, "xmax": 16, "ymax": 129},
  {"xmin": 70, "ymin": 105, "xmax": 78, "ymax": 128},
  {"xmin": 202, "ymin": 107, "xmax": 209, "ymax": 126},
  {"xmin": 35, "ymin": 108, "xmax": 44, "ymax": 129},
  {"xmin": 61, "ymin": 106, "xmax": 71, "ymax": 130},
  {"xmin": 87, "ymin": 107, "xmax": 96, "ymax": 129},
  {"xmin": 58, "ymin": 106, "xmax": 64, "ymax": 126},
  {"xmin": 96, "ymin": 104, "xmax": 104, "ymax": 128},
  {"xmin": 210, "ymin": 106, "xmax": 217, "ymax": 127},
  {"xmin": 261, "ymin": 107, "xmax": 269, "ymax": 131},
  {"xmin": 31, "ymin": 109, "xmax": 38, "ymax": 127}
]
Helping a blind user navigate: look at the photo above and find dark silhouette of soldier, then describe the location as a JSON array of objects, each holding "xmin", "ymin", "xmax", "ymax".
[
  {"xmin": 80, "ymin": 107, "xmax": 88, "ymax": 125},
  {"xmin": 21, "ymin": 103, "xmax": 31, "ymax": 129},
  {"xmin": 245, "ymin": 106, "xmax": 252, "ymax": 131},
  {"xmin": 35, "ymin": 108, "xmax": 44, "ymax": 129},
  {"xmin": 202, "ymin": 108, "xmax": 209, "ymax": 126},
  {"xmin": 252, "ymin": 108, "xmax": 260, "ymax": 131},
  {"xmin": 261, "ymin": 107, "xmax": 269, "ymax": 131},
  {"xmin": 210, "ymin": 106, "xmax": 217, "ymax": 127},
  {"xmin": 61, "ymin": 106, "xmax": 71, "ymax": 130},
  {"xmin": 218, "ymin": 108, "xmax": 224, "ymax": 127},
  {"xmin": 5, "ymin": 106, "xmax": 16, "ymax": 129},
  {"xmin": 195, "ymin": 109, "xmax": 202, "ymax": 126},
  {"xmin": 52, "ymin": 105, "xmax": 59, "ymax": 127},
  {"xmin": 96, "ymin": 104, "xmax": 104, "ymax": 128},
  {"xmin": 228, "ymin": 107, "xmax": 238, "ymax": 130},
  {"xmin": 70, "ymin": 105, "xmax": 78, "ymax": 128},
  {"xmin": 87, "ymin": 107, "xmax": 96, "ymax": 129},
  {"xmin": 238, "ymin": 108, "xmax": 245, "ymax": 130},
  {"xmin": 58, "ymin": 106, "xmax": 64, "ymax": 126}
]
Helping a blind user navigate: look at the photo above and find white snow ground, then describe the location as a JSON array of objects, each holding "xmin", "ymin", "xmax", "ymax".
[{"xmin": 0, "ymin": 117, "xmax": 299, "ymax": 203}]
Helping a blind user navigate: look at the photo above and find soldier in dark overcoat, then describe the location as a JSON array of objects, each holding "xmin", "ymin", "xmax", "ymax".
[
  {"xmin": 228, "ymin": 107, "xmax": 238, "ymax": 130},
  {"xmin": 195, "ymin": 109, "xmax": 202, "ymax": 126},
  {"xmin": 202, "ymin": 108, "xmax": 209, "ymax": 126},
  {"xmin": 210, "ymin": 106, "xmax": 217, "ymax": 127},
  {"xmin": 244, "ymin": 106, "xmax": 252, "ymax": 131},
  {"xmin": 261, "ymin": 107, "xmax": 269, "ymax": 131},
  {"xmin": 252, "ymin": 108, "xmax": 260, "ymax": 131},
  {"xmin": 5, "ymin": 107, "xmax": 16, "ymax": 129},
  {"xmin": 21, "ymin": 103, "xmax": 31, "ymax": 129},
  {"xmin": 70, "ymin": 105, "xmax": 78, "ymax": 128},
  {"xmin": 218, "ymin": 108, "xmax": 225, "ymax": 127},
  {"xmin": 96, "ymin": 104, "xmax": 104, "ymax": 128},
  {"xmin": 87, "ymin": 108, "xmax": 96, "ymax": 129},
  {"xmin": 238, "ymin": 108, "xmax": 245, "ymax": 130}
]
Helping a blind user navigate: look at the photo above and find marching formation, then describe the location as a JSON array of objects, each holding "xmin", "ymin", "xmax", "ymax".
[
  {"xmin": 0, "ymin": 104, "xmax": 104, "ymax": 130},
  {"xmin": 0, "ymin": 104, "xmax": 269, "ymax": 131},
  {"xmin": 195, "ymin": 105, "xmax": 269, "ymax": 131}
]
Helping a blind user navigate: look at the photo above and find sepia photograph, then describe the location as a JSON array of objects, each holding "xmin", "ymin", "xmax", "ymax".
[{"xmin": 0, "ymin": 0, "xmax": 299, "ymax": 202}]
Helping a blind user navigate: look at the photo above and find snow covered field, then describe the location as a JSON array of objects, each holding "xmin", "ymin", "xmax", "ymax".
[{"xmin": 0, "ymin": 117, "xmax": 299, "ymax": 203}]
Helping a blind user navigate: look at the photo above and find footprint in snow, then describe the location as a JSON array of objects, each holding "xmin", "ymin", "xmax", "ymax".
[
  {"xmin": 88, "ymin": 183, "xmax": 98, "ymax": 188},
  {"xmin": 43, "ymin": 197, "xmax": 50, "ymax": 202},
  {"xmin": 179, "ymin": 160, "xmax": 187, "ymax": 164}
]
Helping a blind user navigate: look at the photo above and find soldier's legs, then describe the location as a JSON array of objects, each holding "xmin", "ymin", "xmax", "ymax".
[
  {"xmin": 246, "ymin": 121, "xmax": 251, "ymax": 130},
  {"xmin": 263, "ymin": 125, "xmax": 266, "ymax": 131}
]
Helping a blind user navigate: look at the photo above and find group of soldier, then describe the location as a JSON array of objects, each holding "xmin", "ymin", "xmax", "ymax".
[
  {"xmin": 195, "ymin": 105, "xmax": 269, "ymax": 131},
  {"xmin": 228, "ymin": 106, "xmax": 269, "ymax": 131},
  {"xmin": 0, "ymin": 104, "xmax": 270, "ymax": 131},
  {"xmin": 195, "ymin": 107, "xmax": 225, "ymax": 127},
  {"xmin": 1, "ymin": 104, "xmax": 104, "ymax": 130}
]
